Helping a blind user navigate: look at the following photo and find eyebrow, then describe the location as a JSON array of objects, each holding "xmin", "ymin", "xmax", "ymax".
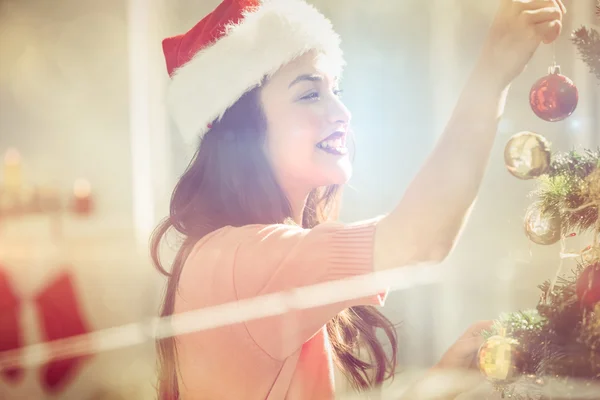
[{"xmin": 288, "ymin": 74, "xmax": 323, "ymax": 88}]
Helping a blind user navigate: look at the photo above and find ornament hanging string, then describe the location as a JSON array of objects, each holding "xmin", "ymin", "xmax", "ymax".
[{"xmin": 548, "ymin": 236, "xmax": 569, "ymax": 296}]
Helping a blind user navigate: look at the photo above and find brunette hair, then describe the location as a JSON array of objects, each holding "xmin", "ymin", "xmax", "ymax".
[{"xmin": 151, "ymin": 86, "xmax": 397, "ymax": 399}]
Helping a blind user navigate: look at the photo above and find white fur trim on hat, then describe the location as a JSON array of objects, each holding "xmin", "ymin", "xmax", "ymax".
[{"xmin": 166, "ymin": 0, "xmax": 344, "ymax": 145}]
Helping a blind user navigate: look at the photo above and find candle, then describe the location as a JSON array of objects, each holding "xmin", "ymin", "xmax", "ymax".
[
  {"xmin": 3, "ymin": 148, "xmax": 22, "ymax": 192},
  {"xmin": 72, "ymin": 178, "xmax": 93, "ymax": 215}
]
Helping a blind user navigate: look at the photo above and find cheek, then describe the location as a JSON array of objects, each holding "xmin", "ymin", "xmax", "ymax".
[
  {"xmin": 266, "ymin": 105, "xmax": 351, "ymax": 186},
  {"xmin": 269, "ymin": 108, "xmax": 322, "ymax": 160},
  {"xmin": 286, "ymin": 107, "xmax": 323, "ymax": 146},
  {"xmin": 268, "ymin": 128, "xmax": 317, "ymax": 180}
]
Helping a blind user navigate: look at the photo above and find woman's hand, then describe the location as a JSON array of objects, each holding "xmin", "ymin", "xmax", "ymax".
[
  {"xmin": 433, "ymin": 320, "xmax": 493, "ymax": 371},
  {"xmin": 478, "ymin": 0, "xmax": 566, "ymax": 89},
  {"xmin": 399, "ymin": 321, "xmax": 494, "ymax": 399}
]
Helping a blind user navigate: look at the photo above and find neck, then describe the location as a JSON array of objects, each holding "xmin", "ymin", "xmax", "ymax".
[
  {"xmin": 290, "ymin": 193, "xmax": 308, "ymax": 226},
  {"xmin": 282, "ymin": 184, "xmax": 311, "ymax": 226}
]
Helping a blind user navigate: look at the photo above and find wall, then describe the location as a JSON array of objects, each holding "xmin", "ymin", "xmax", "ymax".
[
  {"xmin": 0, "ymin": 1, "xmax": 160, "ymax": 398},
  {"xmin": 0, "ymin": 0, "xmax": 133, "ymax": 221}
]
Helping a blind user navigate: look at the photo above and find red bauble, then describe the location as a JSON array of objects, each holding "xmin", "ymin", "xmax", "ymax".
[
  {"xmin": 576, "ymin": 262, "xmax": 600, "ymax": 309},
  {"xmin": 529, "ymin": 65, "xmax": 578, "ymax": 122}
]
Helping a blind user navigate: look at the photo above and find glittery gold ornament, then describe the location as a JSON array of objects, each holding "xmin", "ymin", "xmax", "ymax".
[
  {"xmin": 504, "ymin": 132, "xmax": 551, "ymax": 180},
  {"xmin": 524, "ymin": 203, "xmax": 562, "ymax": 245},
  {"xmin": 478, "ymin": 335, "xmax": 522, "ymax": 383}
]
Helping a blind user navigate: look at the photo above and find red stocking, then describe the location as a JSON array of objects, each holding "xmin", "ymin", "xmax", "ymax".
[
  {"xmin": 35, "ymin": 270, "xmax": 91, "ymax": 394},
  {"xmin": 0, "ymin": 266, "xmax": 23, "ymax": 384}
]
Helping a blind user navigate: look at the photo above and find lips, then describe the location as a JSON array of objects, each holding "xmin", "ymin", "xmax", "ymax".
[{"xmin": 316, "ymin": 132, "xmax": 348, "ymax": 156}]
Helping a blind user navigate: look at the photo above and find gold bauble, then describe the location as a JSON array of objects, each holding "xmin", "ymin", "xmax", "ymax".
[
  {"xmin": 478, "ymin": 335, "xmax": 521, "ymax": 383},
  {"xmin": 524, "ymin": 203, "xmax": 561, "ymax": 245},
  {"xmin": 504, "ymin": 132, "xmax": 551, "ymax": 180}
]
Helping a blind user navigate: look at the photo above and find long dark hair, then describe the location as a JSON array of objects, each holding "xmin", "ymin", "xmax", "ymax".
[{"xmin": 150, "ymin": 86, "xmax": 398, "ymax": 399}]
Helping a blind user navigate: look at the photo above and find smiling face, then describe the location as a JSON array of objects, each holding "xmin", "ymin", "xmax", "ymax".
[{"xmin": 260, "ymin": 50, "xmax": 353, "ymax": 199}]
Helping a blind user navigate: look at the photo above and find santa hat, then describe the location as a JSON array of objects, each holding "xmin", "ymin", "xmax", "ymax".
[{"xmin": 162, "ymin": 0, "xmax": 345, "ymax": 144}]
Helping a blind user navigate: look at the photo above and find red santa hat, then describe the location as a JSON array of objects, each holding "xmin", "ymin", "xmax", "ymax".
[{"xmin": 162, "ymin": 0, "xmax": 345, "ymax": 144}]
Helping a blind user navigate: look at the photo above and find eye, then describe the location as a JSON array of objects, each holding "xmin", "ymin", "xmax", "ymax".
[
  {"xmin": 299, "ymin": 89, "xmax": 343, "ymax": 102},
  {"xmin": 300, "ymin": 92, "xmax": 320, "ymax": 101}
]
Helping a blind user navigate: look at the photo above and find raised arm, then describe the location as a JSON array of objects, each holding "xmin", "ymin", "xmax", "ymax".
[{"xmin": 374, "ymin": 0, "xmax": 565, "ymax": 270}]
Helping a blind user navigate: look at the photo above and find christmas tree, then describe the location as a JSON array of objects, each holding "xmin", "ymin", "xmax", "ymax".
[
  {"xmin": 477, "ymin": 3, "xmax": 600, "ymax": 399},
  {"xmin": 571, "ymin": 5, "xmax": 600, "ymax": 82}
]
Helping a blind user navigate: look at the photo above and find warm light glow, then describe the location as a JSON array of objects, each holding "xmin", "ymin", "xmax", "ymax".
[
  {"xmin": 73, "ymin": 179, "xmax": 91, "ymax": 198},
  {"xmin": 569, "ymin": 118, "xmax": 582, "ymax": 130},
  {"xmin": 4, "ymin": 148, "xmax": 21, "ymax": 166}
]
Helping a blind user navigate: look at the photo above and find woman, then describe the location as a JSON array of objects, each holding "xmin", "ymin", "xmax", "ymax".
[{"xmin": 152, "ymin": 0, "xmax": 565, "ymax": 398}]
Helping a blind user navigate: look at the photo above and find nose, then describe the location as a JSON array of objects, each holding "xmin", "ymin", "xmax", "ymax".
[{"xmin": 328, "ymin": 96, "xmax": 352, "ymax": 126}]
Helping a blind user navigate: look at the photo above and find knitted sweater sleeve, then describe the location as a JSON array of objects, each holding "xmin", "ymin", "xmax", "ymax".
[{"xmin": 231, "ymin": 219, "xmax": 388, "ymax": 360}]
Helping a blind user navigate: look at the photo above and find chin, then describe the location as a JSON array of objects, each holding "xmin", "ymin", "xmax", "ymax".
[{"xmin": 320, "ymin": 163, "xmax": 352, "ymax": 186}]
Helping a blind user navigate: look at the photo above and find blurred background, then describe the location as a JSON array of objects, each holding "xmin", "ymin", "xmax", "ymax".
[{"xmin": 0, "ymin": 0, "xmax": 598, "ymax": 399}]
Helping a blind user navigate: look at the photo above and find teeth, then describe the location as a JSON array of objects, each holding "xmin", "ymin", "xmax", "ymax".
[
  {"xmin": 317, "ymin": 139, "xmax": 344, "ymax": 148},
  {"xmin": 316, "ymin": 142, "xmax": 348, "ymax": 155}
]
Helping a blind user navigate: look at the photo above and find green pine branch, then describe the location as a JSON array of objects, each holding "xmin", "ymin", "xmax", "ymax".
[
  {"xmin": 533, "ymin": 149, "xmax": 600, "ymax": 234},
  {"xmin": 483, "ymin": 262, "xmax": 600, "ymax": 398},
  {"xmin": 572, "ymin": 24, "xmax": 600, "ymax": 81},
  {"xmin": 483, "ymin": 309, "xmax": 546, "ymax": 340},
  {"xmin": 537, "ymin": 268, "xmax": 584, "ymax": 338}
]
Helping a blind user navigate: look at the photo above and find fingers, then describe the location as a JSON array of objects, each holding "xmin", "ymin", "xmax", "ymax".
[
  {"xmin": 447, "ymin": 335, "xmax": 486, "ymax": 371},
  {"xmin": 461, "ymin": 320, "xmax": 494, "ymax": 338},
  {"xmin": 453, "ymin": 333, "xmax": 486, "ymax": 354},
  {"xmin": 522, "ymin": 6, "xmax": 562, "ymax": 44},
  {"xmin": 439, "ymin": 321, "xmax": 493, "ymax": 370},
  {"xmin": 515, "ymin": 1, "xmax": 564, "ymax": 44},
  {"xmin": 535, "ymin": 20, "xmax": 562, "ymax": 44},
  {"xmin": 515, "ymin": 0, "xmax": 561, "ymax": 11},
  {"xmin": 522, "ymin": 7, "xmax": 562, "ymax": 24},
  {"xmin": 555, "ymin": 0, "xmax": 567, "ymax": 14}
]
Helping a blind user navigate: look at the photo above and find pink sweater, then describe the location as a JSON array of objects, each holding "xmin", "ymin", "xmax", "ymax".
[{"xmin": 174, "ymin": 219, "xmax": 387, "ymax": 399}]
